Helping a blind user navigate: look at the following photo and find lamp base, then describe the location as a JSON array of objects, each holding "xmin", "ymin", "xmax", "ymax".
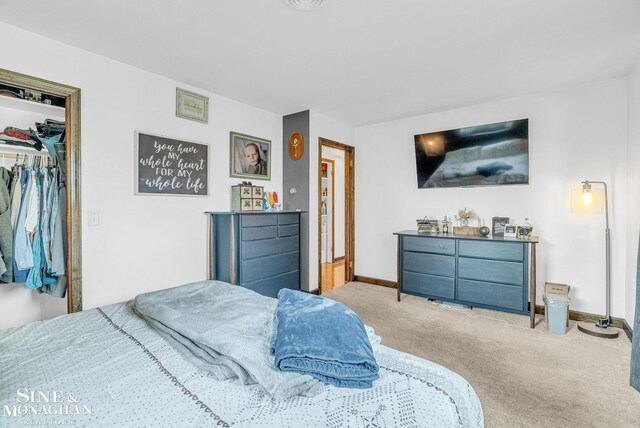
[{"xmin": 577, "ymin": 321, "xmax": 619, "ymax": 339}]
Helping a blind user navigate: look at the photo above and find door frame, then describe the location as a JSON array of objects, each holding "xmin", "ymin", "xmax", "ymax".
[
  {"xmin": 318, "ymin": 138, "xmax": 355, "ymax": 293},
  {"xmin": 0, "ymin": 68, "xmax": 82, "ymax": 313}
]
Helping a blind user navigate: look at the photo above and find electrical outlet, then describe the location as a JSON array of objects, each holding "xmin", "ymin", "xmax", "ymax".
[{"xmin": 88, "ymin": 210, "xmax": 100, "ymax": 226}]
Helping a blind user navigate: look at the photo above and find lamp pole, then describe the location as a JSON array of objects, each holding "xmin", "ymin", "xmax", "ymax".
[{"xmin": 578, "ymin": 180, "xmax": 618, "ymax": 338}]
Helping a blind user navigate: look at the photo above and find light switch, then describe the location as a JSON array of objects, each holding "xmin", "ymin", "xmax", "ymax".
[{"xmin": 88, "ymin": 210, "xmax": 100, "ymax": 226}]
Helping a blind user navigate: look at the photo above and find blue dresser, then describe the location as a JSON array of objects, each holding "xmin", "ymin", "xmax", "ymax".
[
  {"xmin": 207, "ymin": 212, "xmax": 302, "ymax": 298},
  {"xmin": 395, "ymin": 231, "xmax": 539, "ymax": 325}
]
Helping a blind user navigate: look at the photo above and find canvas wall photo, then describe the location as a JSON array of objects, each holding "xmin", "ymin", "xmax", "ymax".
[
  {"xmin": 230, "ymin": 132, "xmax": 271, "ymax": 180},
  {"xmin": 414, "ymin": 119, "xmax": 529, "ymax": 188}
]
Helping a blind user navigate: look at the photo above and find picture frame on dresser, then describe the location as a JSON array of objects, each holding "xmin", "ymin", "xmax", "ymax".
[
  {"xmin": 504, "ymin": 224, "xmax": 517, "ymax": 238},
  {"xmin": 492, "ymin": 216, "xmax": 509, "ymax": 236}
]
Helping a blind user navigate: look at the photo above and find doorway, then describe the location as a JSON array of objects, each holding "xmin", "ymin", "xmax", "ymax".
[{"xmin": 318, "ymin": 138, "xmax": 354, "ymax": 294}]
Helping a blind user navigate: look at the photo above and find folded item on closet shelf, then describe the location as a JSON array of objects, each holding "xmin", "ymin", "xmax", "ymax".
[
  {"xmin": 0, "ymin": 90, "xmax": 23, "ymax": 99},
  {"xmin": 0, "ymin": 127, "xmax": 43, "ymax": 151},
  {"xmin": 35, "ymin": 119, "xmax": 65, "ymax": 137}
]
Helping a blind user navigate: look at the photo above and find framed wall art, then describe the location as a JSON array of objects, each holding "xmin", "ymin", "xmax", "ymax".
[
  {"xmin": 176, "ymin": 88, "xmax": 209, "ymax": 123},
  {"xmin": 135, "ymin": 131, "xmax": 208, "ymax": 196},
  {"xmin": 229, "ymin": 131, "xmax": 271, "ymax": 180}
]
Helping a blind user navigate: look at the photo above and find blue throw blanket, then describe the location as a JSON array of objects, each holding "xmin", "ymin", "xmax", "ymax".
[
  {"xmin": 271, "ymin": 289, "xmax": 379, "ymax": 388},
  {"xmin": 134, "ymin": 281, "xmax": 320, "ymax": 401}
]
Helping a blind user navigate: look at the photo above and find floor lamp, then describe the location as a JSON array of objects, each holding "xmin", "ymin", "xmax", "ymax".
[{"xmin": 577, "ymin": 180, "xmax": 619, "ymax": 339}]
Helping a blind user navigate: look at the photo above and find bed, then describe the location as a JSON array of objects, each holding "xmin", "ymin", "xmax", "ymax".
[{"xmin": 0, "ymin": 282, "xmax": 483, "ymax": 427}]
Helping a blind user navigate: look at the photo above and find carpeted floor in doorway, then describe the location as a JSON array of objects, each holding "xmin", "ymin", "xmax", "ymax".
[{"xmin": 323, "ymin": 282, "xmax": 640, "ymax": 428}]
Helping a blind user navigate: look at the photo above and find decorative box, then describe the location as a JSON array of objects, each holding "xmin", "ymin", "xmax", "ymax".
[
  {"xmin": 452, "ymin": 226, "xmax": 480, "ymax": 236},
  {"xmin": 232, "ymin": 185, "xmax": 266, "ymax": 211}
]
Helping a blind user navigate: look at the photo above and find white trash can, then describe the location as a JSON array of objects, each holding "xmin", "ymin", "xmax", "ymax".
[{"xmin": 543, "ymin": 293, "xmax": 570, "ymax": 335}]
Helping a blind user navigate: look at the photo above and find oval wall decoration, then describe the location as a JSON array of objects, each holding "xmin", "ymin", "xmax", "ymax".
[{"xmin": 288, "ymin": 132, "xmax": 304, "ymax": 160}]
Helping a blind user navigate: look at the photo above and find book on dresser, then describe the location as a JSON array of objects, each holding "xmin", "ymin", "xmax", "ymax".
[{"xmin": 206, "ymin": 211, "xmax": 303, "ymax": 298}]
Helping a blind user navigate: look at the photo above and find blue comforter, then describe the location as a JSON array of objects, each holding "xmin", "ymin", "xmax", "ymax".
[{"xmin": 271, "ymin": 289, "xmax": 379, "ymax": 388}]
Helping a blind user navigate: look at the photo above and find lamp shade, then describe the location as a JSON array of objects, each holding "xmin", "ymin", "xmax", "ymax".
[{"xmin": 570, "ymin": 188, "xmax": 604, "ymax": 214}]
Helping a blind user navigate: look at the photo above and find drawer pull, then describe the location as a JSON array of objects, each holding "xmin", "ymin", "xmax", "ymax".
[{"xmin": 439, "ymin": 244, "xmax": 448, "ymax": 250}]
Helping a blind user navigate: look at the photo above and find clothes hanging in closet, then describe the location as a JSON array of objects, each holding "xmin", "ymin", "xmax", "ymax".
[
  {"xmin": 0, "ymin": 117, "xmax": 67, "ymax": 297},
  {"xmin": 3, "ymin": 159, "xmax": 66, "ymax": 296},
  {"xmin": 0, "ymin": 167, "xmax": 12, "ymax": 282}
]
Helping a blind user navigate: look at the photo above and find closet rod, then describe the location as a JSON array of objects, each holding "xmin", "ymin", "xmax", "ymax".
[{"xmin": 0, "ymin": 152, "xmax": 50, "ymax": 159}]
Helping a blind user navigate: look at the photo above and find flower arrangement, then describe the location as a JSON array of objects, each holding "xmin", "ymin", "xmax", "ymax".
[{"xmin": 457, "ymin": 208, "xmax": 475, "ymax": 227}]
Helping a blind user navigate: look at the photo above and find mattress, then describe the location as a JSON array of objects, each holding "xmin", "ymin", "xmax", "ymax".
[{"xmin": 0, "ymin": 301, "xmax": 483, "ymax": 427}]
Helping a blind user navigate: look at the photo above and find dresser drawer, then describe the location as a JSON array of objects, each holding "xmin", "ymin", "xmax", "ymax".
[
  {"xmin": 403, "ymin": 251, "xmax": 455, "ymax": 277},
  {"xmin": 458, "ymin": 258, "xmax": 524, "ymax": 286},
  {"xmin": 403, "ymin": 236, "xmax": 455, "ymax": 255},
  {"xmin": 402, "ymin": 271, "xmax": 455, "ymax": 299},
  {"xmin": 242, "ymin": 271, "xmax": 299, "ymax": 298},
  {"xmin": 459, "ymin": 241, "xmax": 524, "ymax": 261},
  {"xmin": 240, "ymin": 214, "xmax": 277, "ymax": 227},
  {"xmin": 241, "ymin": 236, "xmax": 299, "ymax": 260},
  {"xmin": 278, "ymin": 224, "xmax": 299, "ymax": 237},
  {"xmin": 241, "ymin": 251, "xmax": 299, "ymax": 283},
  {"xmin": 458, "ymin": 279, "xmax": 525, "ymax": 311},
  {"xmin": 241, "ymin": 226, "xmax": 277, "ymax": 241},
  {"xmin": 278, "ymin": 213, "xmax": 299, "ymax": 225}
]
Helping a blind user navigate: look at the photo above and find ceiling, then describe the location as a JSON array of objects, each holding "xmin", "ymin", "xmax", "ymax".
[{"xmin": 1, "ymin": 0, "xmax": 640, "ymax": 126}]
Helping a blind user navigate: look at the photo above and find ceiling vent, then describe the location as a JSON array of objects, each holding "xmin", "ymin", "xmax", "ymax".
[{"xmin": 286, "ymin": 0, "xmax": 326, "ymax": 11}]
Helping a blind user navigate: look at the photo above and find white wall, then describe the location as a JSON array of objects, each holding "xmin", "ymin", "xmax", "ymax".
[
  {"xmin": 0, "ymin": 22, "xmax": 283, "ymax": 328},
  {"xmin": 627, "ymin": 62, "xmax": 640, "ymax": 328},
  {"xmin": 309, "ymin": 111, "xmax": 354, "ymax": 290},
  {"xmin": 321, "ymin": 146, "xmax": 346, "ymax": 259},
  {"xmin": 354, "ymin": 78, "xmax": 629, "ymax": 317}
]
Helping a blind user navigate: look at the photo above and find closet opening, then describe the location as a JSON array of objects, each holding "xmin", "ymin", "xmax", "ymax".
[
  {"xmin": 0, "ymin": 69, "xmax": 82, "ymax": 330},
  {"xmin": 318, "ymin": 138, "xmax": 354, "ymax": 293}
]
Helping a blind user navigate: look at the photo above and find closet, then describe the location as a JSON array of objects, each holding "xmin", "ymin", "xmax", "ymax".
[{"xmin": 0, "ymin": 69, "xmax": 82, "ymax": 330}]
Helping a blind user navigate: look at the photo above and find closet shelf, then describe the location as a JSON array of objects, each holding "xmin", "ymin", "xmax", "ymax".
[{"xmin": 0, "ymin": 95, "xmax": 65, "ymax": 118}]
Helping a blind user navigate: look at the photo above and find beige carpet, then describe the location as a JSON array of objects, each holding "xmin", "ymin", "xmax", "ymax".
[{"xmin": 324, "ymin": 282, "xmax": 640, "ymax": 428}]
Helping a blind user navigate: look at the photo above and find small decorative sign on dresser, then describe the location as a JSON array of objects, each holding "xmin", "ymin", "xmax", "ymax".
[{"xmin": 135, "ymin": 132, "xmax": 208, "ymax": 196}]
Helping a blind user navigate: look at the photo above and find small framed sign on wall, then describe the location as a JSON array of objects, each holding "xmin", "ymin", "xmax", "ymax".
[
  {"xmin": 176, "ymin": 88, "xmax": 209, "ymax": 123},
  {"xmin": 135, "ymin": 132, "xmax": 208, "ymax": 196}
]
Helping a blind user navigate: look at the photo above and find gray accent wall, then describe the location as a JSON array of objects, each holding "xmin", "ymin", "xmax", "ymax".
[{"xmin": 283, "ymin": 110, "xmax": 310, "ymax": 290}]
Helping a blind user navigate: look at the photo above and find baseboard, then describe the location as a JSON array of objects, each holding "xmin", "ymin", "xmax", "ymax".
[
  {"xmin": 303, "ymin": 288, "xmax": 320, "ymax": 295},
  {"xmin": 623, "ymin": 319, "xmax": 633, "ymax": 341},
  {"xmin": 535, "ymin": 304, "xmax": 632, "ymax": 339},
  {"xmin": 357, "ymin": 276, "xmax": 633, "ymax": 339},
  {"xmin": 333, "ymin": 256, "xmax": 345, "ymax": 263},
  {"xmin": 353, "ymin": 275, "xmax": 397, "ymax": 289}
]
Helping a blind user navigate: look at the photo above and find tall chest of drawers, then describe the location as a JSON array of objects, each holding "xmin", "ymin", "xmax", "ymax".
[
  {"xmin": 395, "ymin": 231, "xmax": 539, "ymax": 323},
  {"xmin": 207, "ymin": 212, "xmax": 302, "ymax": 298}
]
